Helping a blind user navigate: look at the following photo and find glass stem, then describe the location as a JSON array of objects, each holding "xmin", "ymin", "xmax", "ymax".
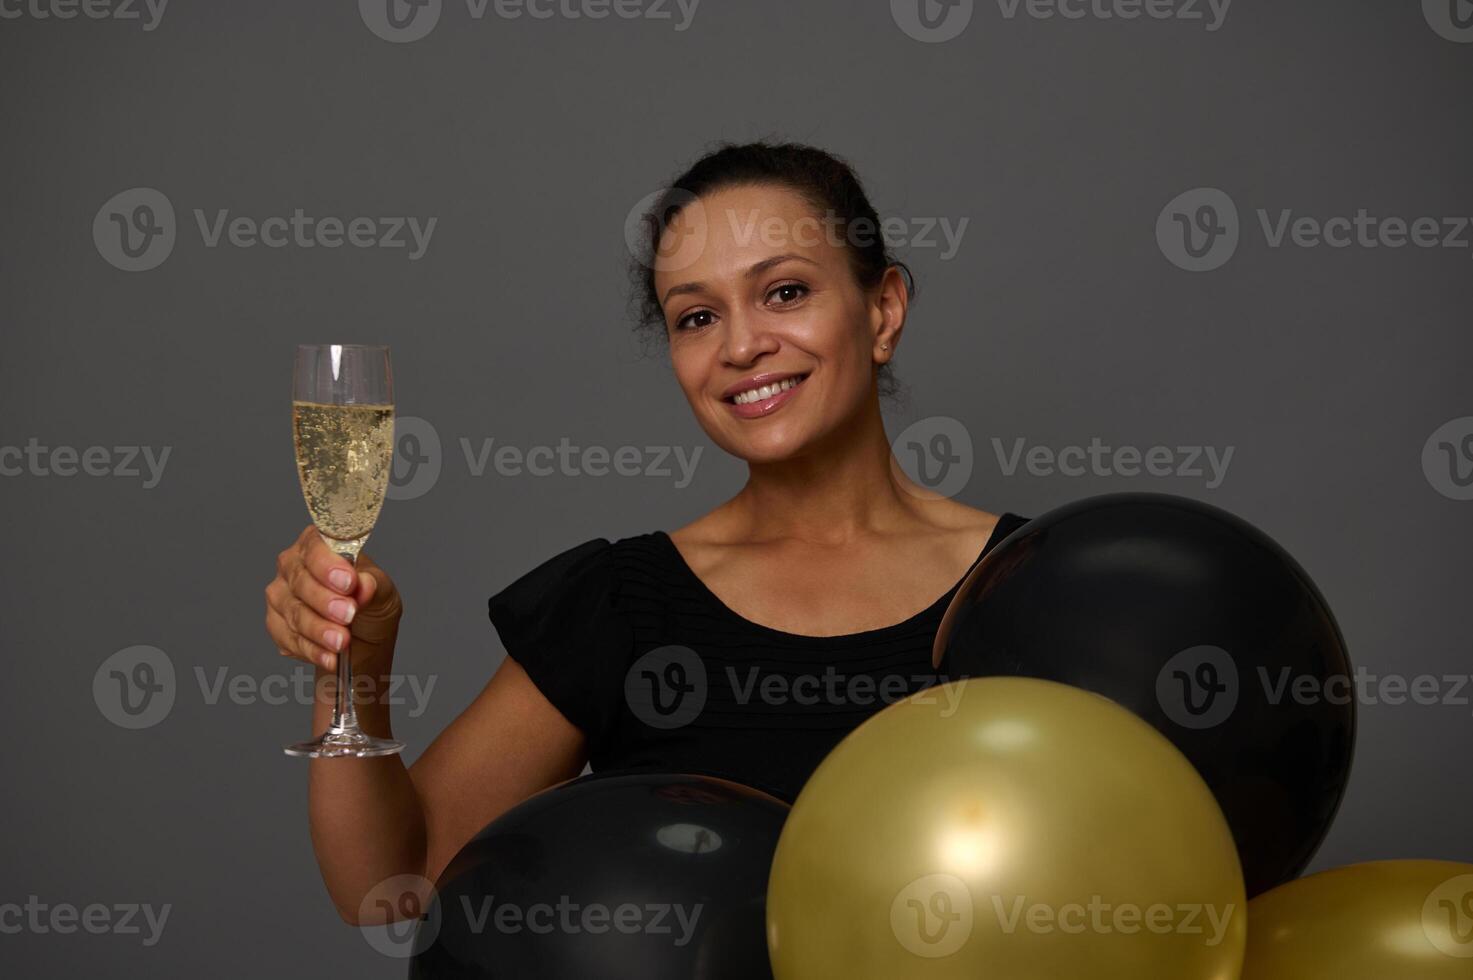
[{"xmin": 331, "ymin": 552, "xmax": 359, "ymax": 734}]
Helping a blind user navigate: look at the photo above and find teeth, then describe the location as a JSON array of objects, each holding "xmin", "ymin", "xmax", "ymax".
[{"xmin": 733, "ymin": 377, "xmax": 803, "ymax": 405}]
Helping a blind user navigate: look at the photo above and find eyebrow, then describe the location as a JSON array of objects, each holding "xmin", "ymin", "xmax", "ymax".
[{"xmin": 661, "ymin": 253, "xmax": 820, "ymax": 305}]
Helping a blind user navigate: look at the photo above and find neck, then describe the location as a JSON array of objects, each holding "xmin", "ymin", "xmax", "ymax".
[{"xmin": 727, "ymin": 395, "xmax": 914, "ymax": 545}]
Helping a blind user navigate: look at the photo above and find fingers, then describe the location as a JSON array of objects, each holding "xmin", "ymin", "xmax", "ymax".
[
  {"xmin": 264, "ymin": 598, "xmax": 339, "ymax": 672},
  {"xmin": 356, "ymin": 570, "xmax": 377, "ymax": 606},
  {"xmin": 283, "ymin": 551, "xmax": 359, "ymax": 628},
  {"xmin": 264, "ymin": 528, "xmax": 401, "ymax": 675},
  {"xmin": 352, "ymin": 553, "xmax": 399, "ymax": 619},
  {"xmin": 265, "ymin": 528, "xmax": 358, "ymax": 671},
  {"xmin": 298, "ymin": 528, "xmax": 358, "ymax": 595}
]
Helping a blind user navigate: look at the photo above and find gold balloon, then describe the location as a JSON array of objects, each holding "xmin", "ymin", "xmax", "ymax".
[
  {"xmin": 1243, "ymin": 860, "xmax": 1473, "ymax": 979},
  {"xmin": 766, "ymin": 677, "xmax": 1246, "ymax": 980}
]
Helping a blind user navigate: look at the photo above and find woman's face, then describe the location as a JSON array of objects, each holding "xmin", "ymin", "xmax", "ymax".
[{"xmin": 652, "ymin": 184, "xmax": 903, "ymax": 465}]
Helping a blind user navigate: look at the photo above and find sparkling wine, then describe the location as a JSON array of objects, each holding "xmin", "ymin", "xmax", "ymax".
[{"xmin": 292, "ymin": 400, "xmax": 394, "ymax": 555}]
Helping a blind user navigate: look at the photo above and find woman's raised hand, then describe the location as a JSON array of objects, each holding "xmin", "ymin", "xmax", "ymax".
[{"xmin": 264, "ymin": 525, "xmax": 402, "ymax": 671}]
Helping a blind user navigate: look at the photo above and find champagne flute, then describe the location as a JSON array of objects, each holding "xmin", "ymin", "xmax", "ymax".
[{"xmin": 283, "ymin": 344, "xmax": 404, "ymax": 758}]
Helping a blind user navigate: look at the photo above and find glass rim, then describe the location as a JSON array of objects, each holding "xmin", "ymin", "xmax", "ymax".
[{"xmin": 296, "ymin": 343, "xmax": 391, "ymax": 352}]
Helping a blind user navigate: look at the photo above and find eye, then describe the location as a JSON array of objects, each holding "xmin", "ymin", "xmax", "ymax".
[
  {"xmin": 673, "ymin": 308, "xmax": 716, "ymax": 332},
  {"xmin": 767, "ymin": 282, "xmax": 809, "ymax": 306}
]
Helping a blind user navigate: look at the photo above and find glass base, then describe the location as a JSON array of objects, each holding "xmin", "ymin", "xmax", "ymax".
[{"xmin": 284, "ymin": 728, "xmax": 404, "ymax": 758}]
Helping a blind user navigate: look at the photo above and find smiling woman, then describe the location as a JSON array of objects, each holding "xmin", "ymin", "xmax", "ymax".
[{"xmin": 262, "ymin": 140, "xmax": 1025, "ymax": 924}]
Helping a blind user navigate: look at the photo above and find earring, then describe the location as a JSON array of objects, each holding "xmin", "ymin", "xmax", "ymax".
[{"xmin": 880, "ymin": 344, "xmax": 889, "ymax": 351}]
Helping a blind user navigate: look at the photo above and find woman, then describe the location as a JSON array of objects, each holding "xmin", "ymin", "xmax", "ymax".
[{"xmin": 263, "ymin": 141, "xmax": 1027, "ymax": 923}]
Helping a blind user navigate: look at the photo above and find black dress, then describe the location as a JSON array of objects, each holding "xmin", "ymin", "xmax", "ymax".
[{"xmin": 487, "ymin": 513, "xmax": 1029, "ymax": 803}]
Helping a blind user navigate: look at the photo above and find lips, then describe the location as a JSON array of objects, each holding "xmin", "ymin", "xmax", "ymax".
[{"xmin": 722, "ymin": 372, "xmax": 809, "ymax": 419}]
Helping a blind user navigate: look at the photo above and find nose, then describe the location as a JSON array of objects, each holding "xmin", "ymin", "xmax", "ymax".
[{"xmin": 720, "ymin": 306, "xmax": 780, "ymax": 368}]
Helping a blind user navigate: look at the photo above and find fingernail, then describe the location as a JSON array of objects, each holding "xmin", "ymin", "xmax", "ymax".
[
  {"xmin": 321, "ymin": 651, "xmax": 337, "ymax": 672},
  {"xmin": 323, "ymin": 628, "xmax": 346, "ymax": 651},
  {"xmin": 329, "ymin": 568, "xmax": 354, "ymax": 592},
  {"xmin": 329, "ymin": 598, "xmax": 355, "ymax": 624}
]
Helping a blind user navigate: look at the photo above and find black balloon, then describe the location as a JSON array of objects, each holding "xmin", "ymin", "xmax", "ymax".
[
  {"xmin": 409, "ymin": 770, "xmax": 788, "ymax": 979},
  {"xmin": 934, "ymin": 492, "xmax": 1355, "ymax": 897}
]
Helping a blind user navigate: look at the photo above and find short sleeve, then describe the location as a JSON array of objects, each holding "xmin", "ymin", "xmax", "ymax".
[{"xmin": 487, "ymin": 538, "xmax": 632, "ymax": 744}]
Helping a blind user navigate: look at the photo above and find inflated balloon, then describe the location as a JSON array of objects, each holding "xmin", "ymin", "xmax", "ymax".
[
  {"xmin": 410, "ymin": 770, "xmax": 789, "ymax": 979},
  {"xmin": 767, "ymin": 676, "xmax": 1246, "ymax": 980},
  {"xmin": 934, "ymin": 492, "xmax": 1354, "ymax": 896},
  {"xmin": 1243, "ymin": 860, "xmax": 1473, "ymax": 978}
]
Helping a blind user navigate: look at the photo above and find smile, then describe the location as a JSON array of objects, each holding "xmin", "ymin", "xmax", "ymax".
[{"xmin": 722, "ymin": 373, "xmax": 809, "ymax": 418}]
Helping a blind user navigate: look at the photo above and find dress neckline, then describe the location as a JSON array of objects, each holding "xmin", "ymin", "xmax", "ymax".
[{"xmin": 651, "ymin": 515, "xmax": 1014, "ymax": 646}]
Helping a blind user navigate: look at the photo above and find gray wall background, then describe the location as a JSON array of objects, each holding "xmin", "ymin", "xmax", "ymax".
[{"xmin": 2, "ymin": 0, "xmax": 1470, "ymax": 974}]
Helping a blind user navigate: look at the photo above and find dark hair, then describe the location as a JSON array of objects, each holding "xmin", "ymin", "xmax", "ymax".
[{"xmin": 628, "ymin": 141, "xmax": 915, "ymax": 398}]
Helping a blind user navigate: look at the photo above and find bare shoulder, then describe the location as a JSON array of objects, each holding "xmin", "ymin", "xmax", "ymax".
[
  {"xmin": 665, "ymin": 507, "xmax": 744, "ymax": 577},
  {"xmin": 915, "ymin": 495, "xmax": 1000, "ymax": 537},
  {"xmin": 907, "ymin": 497, "xmax": 1002, "ymax": 569}
]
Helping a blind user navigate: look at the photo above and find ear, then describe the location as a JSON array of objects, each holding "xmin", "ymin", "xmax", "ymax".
[{"xmin": 870, "ymin": 265, "xmax": 909, "ymax": 363}]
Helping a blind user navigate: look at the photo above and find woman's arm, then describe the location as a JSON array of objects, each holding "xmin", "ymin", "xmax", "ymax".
[
  {"xmin": 267, "ymin": 527, "xmax": 588, "ymax": 924},
  {"xmin": 310, "ymin": 655, "xmax": 587, "ymax": 924}
]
